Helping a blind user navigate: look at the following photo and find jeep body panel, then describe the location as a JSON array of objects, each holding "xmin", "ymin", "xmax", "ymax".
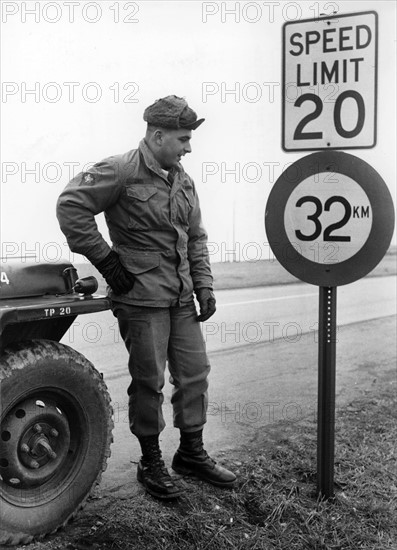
[{"xmin": 0, "ymin": 258, "xmax": 110, "ymax": 349}]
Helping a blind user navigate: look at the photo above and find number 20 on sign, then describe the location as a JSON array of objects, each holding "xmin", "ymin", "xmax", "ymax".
[{"xmin": 282, "ymin": 11, "xmax": 378, "ymax": 151}]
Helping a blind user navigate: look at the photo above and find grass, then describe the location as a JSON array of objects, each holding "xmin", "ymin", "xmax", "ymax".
[
  {"xmin": 211, "ymin": 244, "xmax": 397, "ymax": 291},
  {"xmin": 21, "ymin": 375, "xmax": 396, "ymax": 550},
  {"xmin": 75, "ymin": 246, "xmax": 397, "ymax": 294}
]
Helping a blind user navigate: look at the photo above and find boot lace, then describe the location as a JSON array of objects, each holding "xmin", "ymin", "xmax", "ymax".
[{"xmin": 142, "ymin": 443, "xmax": 171, "ymax": 480}]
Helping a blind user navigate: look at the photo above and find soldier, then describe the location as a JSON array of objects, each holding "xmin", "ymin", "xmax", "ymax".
[{"xmin": 56, "ymin": 95, "xmax": 236, "ymax": 500}]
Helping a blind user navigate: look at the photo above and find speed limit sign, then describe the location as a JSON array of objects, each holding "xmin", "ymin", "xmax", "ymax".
[
  {"xmin": 265, "ymin": 151, "xmax": 394, "ymax": 286},
  {"xmin": 282, "ymin": 11, "xmax": 378, "ymax": 151}
]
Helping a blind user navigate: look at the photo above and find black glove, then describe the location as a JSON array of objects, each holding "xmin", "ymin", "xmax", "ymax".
[
  {"xmin": 195, "ymin": 288, "xmax": 216, "ymax": 322},
  {"xmin": 94, "ymin": 251, "xmax": 135, "ymax": 295}
]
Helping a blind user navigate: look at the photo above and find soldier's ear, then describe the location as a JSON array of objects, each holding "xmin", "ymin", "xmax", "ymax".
[{"xmin": 153, "ymin": 129, "xmax": 164, "ymax": 146}]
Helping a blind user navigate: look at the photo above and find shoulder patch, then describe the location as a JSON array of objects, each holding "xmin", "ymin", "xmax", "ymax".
[{"xmin": 81, "ymin": 173, "xmax": 95, "ymax": 185}]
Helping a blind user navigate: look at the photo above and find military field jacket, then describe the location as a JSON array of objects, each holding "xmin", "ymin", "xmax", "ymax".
[{"xmin": 56, "ymin": 140, "xmax": 213, "ymax": 306}]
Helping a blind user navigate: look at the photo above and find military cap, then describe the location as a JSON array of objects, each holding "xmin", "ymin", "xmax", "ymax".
[{"xmin": 143, "ymin": 95, "xmax": 205, "ymax": 130}]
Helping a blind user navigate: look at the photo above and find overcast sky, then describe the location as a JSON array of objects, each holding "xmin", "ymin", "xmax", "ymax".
[{"xmin": 1, "ymin": 1, "xmax": 395, "ymax": 264}]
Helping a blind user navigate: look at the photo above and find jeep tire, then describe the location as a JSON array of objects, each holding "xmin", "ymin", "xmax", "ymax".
[{"xmin": 0, "ymin": 340, "xmax": 113, "ymax": 546}]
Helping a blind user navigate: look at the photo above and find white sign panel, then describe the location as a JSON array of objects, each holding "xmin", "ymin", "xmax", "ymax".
[
  {"xmin": 284, "ymin": 173, "xmax": 372, "ymax": 264},
  {"xmin": 282, "ymin": 12, "xmax": 378, "ymax": 151}
]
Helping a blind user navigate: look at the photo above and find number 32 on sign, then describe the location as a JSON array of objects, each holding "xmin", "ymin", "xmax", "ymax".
[{"xmin": 282, "ymin": 11, "xmax": 378, "ymax": 151}]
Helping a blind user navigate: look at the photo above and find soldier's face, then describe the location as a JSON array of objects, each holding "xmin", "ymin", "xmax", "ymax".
[{"xmin": 157, "ymin": 129, "xmax": 192, "ymax": 169}]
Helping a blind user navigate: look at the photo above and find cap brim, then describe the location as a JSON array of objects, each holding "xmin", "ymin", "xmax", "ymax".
[{"xmin": 182, "ymin": 118, "xmax": 205, "ymax": 130}]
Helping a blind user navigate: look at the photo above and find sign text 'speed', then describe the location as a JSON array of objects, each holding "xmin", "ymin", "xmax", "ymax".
[{"xmin": 289, "ymin": 25, "xmax": 372, "ymax": 56}]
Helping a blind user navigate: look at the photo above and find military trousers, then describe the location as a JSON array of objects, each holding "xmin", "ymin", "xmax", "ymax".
[{"xmin": 112, "ymin": 301, "xmax": 211, "ymax": 438}]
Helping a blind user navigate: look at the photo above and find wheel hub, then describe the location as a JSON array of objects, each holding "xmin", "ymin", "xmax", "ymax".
[{"xmin": 1, "ymin": 397, "xmax": 71, "ymax": 488}]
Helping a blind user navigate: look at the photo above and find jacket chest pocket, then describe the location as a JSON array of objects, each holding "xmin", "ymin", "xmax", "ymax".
[
  {"xmin": 175, "ymin": 186, "xmax": 194, "ymax": 225},
  {"xmin": 125, "ymin": 185, "xmax": 160, "ymax": 229}
]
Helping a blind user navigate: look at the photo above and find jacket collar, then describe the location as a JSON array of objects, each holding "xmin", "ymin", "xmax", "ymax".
[{"xmin": 139, "ymin": 139, "xmax": 181, "ymax": 184}]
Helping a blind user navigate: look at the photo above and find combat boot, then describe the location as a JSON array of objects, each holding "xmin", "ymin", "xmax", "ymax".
[
  {"xmin": 137, "ymin": 434, "xmax": 184, "ymax": 500},
  {"xmin": 172, "ymin": 430, "xmax": 236, "ymax": 488}
]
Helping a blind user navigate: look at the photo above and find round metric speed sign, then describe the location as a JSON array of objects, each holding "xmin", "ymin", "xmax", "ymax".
[{"xmin": 265, "ymin": 151, "xmax": 395, "ymax": 286}]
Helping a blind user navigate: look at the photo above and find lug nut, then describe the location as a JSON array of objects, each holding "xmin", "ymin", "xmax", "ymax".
[
  {"xmin": 29, "ymin": 460, "xmax": 40, "ymax": 469},
  {"xmin": 33, "ymin": 424, "xmax": 42, "ymax": 433},
  {"xmin": 20, "ymin": 443, "xmax": 30, "ymax": 453},
  {"xmin": 50, "ymin": 428, "xmax": 59, "ymax": 437}
]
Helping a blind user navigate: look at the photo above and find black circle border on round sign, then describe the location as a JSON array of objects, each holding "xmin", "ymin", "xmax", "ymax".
[{"xmin": 265, "ymin": 151, "xmax": 395, "ymax": 287}]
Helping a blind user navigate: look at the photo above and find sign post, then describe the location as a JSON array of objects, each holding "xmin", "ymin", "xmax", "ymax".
[
  {"xmin": 317, "ymin": 286, "xmax": 337, "ymax": 498},
  {"xmin": 273, "ymin": 11, "xmax": 393, "ymax": 498},
  {"xmin": 265, "ymin": 151, "xmax": 395, "ymax": 498}
]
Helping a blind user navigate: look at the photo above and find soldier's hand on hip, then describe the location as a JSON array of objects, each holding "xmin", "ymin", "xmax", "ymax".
[{"xmin": 94, "ymin": 251, "xmax": 135, "ymax": 295}]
